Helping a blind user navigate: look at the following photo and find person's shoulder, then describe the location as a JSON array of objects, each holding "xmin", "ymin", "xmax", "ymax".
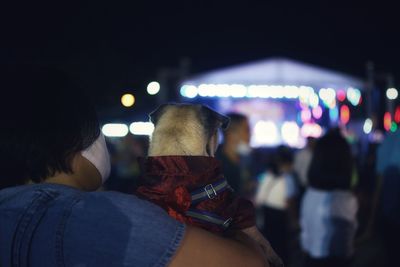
[
  {"xmin": 65, "ymin": 190, "xmax": 186, "ymax": 266},
  {"xmin": 73, "ymin": 189, "xmax": 185, "ymax": 228},
  {"xmin": 0, "ymin": 183, "xmax": 69, "ymax": 208},
  {"xmin": 1, "ymin": 184, "xmax": 186, "ymax": 266}
]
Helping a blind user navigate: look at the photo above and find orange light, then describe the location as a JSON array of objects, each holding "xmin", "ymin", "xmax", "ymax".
[
  {"xmin": 384, "ymin": 112, "xmax": 392, "ymax": 131},
  {"xmin": 340, "ymin": 105, "xmax": 350, "ymax": 125}
]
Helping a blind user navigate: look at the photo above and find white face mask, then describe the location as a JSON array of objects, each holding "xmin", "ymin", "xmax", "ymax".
[
  {"xmin": 81, "ymin": 133, "xmax": 111, "ymax": 183},
  {"xmin": 236, "ymin": 141, "xmax": 252, "ymax": 156}
]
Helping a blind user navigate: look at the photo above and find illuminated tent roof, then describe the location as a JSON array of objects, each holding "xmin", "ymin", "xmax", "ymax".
[{"xmin": 183, "ymin": 58, "xmax": 364, "ymax": 90}]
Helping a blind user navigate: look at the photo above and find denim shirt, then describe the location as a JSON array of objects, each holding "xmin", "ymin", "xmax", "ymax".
[{"xmin": 0, "ymin": 183, "xmax": 185, "ymax": 267}]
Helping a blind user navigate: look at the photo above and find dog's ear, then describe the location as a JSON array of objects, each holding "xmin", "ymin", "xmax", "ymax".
[
  {"xmin": 199, "ymin": 105, "xmax": 229, "ymax": 156},
  {"xmin": 149, "ymin": 104, "xmax": 169, "ymax": 126},
  {"xmin": 200, "ymin": 105, "xmax": 230, "ymax": 132}
]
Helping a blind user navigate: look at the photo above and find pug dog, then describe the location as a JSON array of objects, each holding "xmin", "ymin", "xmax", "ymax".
[{"xmin": 136, "ymin": 103, "xmax": 283, "ymax": 267}]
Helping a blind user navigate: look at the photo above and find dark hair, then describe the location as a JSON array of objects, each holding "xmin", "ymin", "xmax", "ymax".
[
  {"xmin": 270, "ymin": 145, "xmax": 293, "ymax": 176},
  {"xmin": 0, "ymin": 66, "xmax": 100, "ymax": 189},
  {"xmin": 307, "ymin": 130, "xmax": 354, "ymax": 190},
  {"xmin": 223, "ymin": 113, "xmax": 247, "ymax": 136}
]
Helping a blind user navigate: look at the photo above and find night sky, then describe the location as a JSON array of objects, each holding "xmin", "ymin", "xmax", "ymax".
[{"xmin": 2, "ymin": 1, "xmax": 399, "ymax": 120}]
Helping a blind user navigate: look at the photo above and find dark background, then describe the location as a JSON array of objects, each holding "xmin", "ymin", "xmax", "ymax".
[{"xmin": 1, "ymin": 1, "xmax": 398, "ymax": 119}]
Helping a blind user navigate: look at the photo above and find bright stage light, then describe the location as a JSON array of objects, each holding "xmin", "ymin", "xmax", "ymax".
[
  {"xmin": 129, "ymin": 122, "xmax": 154, "ymax": 136},
  {"xmin": 319, "ymin": 88, "xmax": 336, "ymax": 108},
  {"xmin": 329, "ymin": 106, "xmax": 339, "ymax": 122},
  {"xmin": 215, "ymin": 84, "xmax": 230, "ymax": 97},
  {"xmin": 180, "ymin": 84, "xmax": 315, "ymax": 100},
  {"xmin": 337, "ymin": 89, "xmax": 346, "ymax": 102},
  {"xmin": 147, "ymin": 81, "xmax": 160, "ymax": 95},
  {"xmin": 300, "ymin": 123, "xmax": 323, "ymax": 138},
  {"xmin": 318, "ymin": 88, "xmax": 328, "ymax": 101},
  {"xmin": 121, "ymin": 94, "xmax": 135, "ymax": 107},
  {"xmin": 281, "ymin": 122, "xmax": 300, "ymax": 146},
  {"xmin": 312, "ymin": 106, "xmax": 323, "ymax": 120},
  {"xmin": 180, "ymin": 85, "xmax": 198, "ymax": 98},
  {"xmin": 298, "ymin": 86, "xmax": 314, "ymax": 99},
  {"xmin": 363, "ymin": 118, "xmax": 373, "ymax": 134},
  {"xmin": 252, "ymin": 120, "xmax": 280, "ymax": 146},
  {"xmin": 283, "ymin": 86, "xmax": 299, "ymax": 98},
  {"xmin": 386, "ymin": 88, "xmax": 398, "ymax": 100},
  {"xmin": 102, "ymin": 124, "xmax": 129, "ymax": 137},
  {"xmin": 309, "ymin": 93, "xmax": 320, "ymax": 108},
  {"xmin": 301, "ymin": 109, "xmax": 312, "ymax": 123},
  {"xmin": 198, "ymin": 84, "xmax": 209, "ymax": 97},
  {"xmin": 322, "ymin": 88, "xmax": 336, "ymax": 101},
  {"xmin": 231, "ymin": 84, "xmax": 247, "ymax": 98},
  {"xmin": 347, "ymin": 88, "xmax": 361, "ymax": 106}
]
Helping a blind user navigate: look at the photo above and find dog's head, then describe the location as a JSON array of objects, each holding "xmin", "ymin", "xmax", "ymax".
[{"xmin": 148, "ymin": 103, "xmax": 229, "ymax": 156}]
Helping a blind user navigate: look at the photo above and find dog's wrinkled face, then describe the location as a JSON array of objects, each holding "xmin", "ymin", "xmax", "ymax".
[{"xmin": 148, "ymin": 103, "xmax": 229, "ymax": 156}]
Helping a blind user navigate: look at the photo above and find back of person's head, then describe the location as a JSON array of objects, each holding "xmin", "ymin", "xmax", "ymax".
[
  {"xmin": 224, "ymin": 113, "xmax": 247, "ymax": 133},
  {"xmin": 269, "ymin": 145, "xmax": 293, "ymax": 176},
  {"xmin": 0, "ymin": 65, "xmax": 100, "ymax": 189},
  {"xmin": 223, "ymin": 113, "xmax": 250, "ymax": 145},
  {"xmin": 307, "ymin": 129, "xmax": 353, "ymax": 190}
]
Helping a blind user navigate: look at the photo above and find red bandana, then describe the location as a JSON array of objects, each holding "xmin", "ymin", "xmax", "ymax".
[{"xmin": 135, "ymin": 156, "xmax": 255, "ymax": 233}]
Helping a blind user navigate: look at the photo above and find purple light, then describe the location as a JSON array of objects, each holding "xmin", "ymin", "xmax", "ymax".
[{"xmin": 312, "ymin": 106, "xmax": 323, "ymax": 120}]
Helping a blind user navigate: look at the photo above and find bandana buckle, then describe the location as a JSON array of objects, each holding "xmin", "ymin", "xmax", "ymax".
[{"xmin": 204, "ymin": 184, "xmax": 217, "ymax": 199}]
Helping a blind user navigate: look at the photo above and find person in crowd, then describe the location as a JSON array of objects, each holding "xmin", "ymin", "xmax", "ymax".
[
  {"xmin": 300, "ymin": 129, "xmax": 358, "ymax": 267},
  {"xmin": 216, "ymin": 113, "xmax": 254, "ymax": 197},
  {"xmin": 0, "ymin": 66, "xmax": 271, "ymax": 267},
  {"xmin": 293, "ymin": 137, "xmax": 316, "ymax": 188},
  {"xmin": 375, "ymin": 130, "xmax": 400, "ymax": 267},
  {"xmin": 255, "ymin": 145, "xmax": 299, "ymax": 265},
  {"xmin": 353, "ymin": 142, "xmax": 378, "ymax": 238}
]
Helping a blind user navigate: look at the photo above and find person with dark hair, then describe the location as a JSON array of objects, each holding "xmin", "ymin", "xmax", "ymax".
[
  {"xmin": 255, "ymin": 145, "xmax": 299, "ymax": 265},
  {"xmin": 0, "ymin": 66, "xmax": 271, "ymax": 267},
  {"xmin": 375, "ymin": 130, "xmax": 400, "ymax": 267},
  {"xmin": 300, "ymin": 130, "xmax": 358, "ymax": 267},
  {"xmin": 216, "ymin": 113, "xmax": 253, "ymax": 196},
  {"xmin": 0, "ymin": 66, "xmax": 103, "ymax": 190}
]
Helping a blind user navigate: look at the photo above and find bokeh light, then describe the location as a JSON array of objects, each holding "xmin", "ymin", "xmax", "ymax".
[
  {"xmin": 102, "ymin": 124, "xmax": 129, "ymax": 137},
  {"xmin": 340, "ymin": 105, "xmax": 350, "ymax": 125},
  {"xmin": 384, "ymin": 112, "xmax": 392, "ymax": 131},
  {"xmin": 363, "ymin": 118, "xmax": 373, "ymax": 134},
  {"xmin": 386, "ymin": 88, "xmax": 398, "ymax": 100},
  {"xmin": 121, "ymin": 93, "xmax": 135, "ymax": 107},
  {"xmin": 394, "ymin": 106, "xmax": 400, "ymax": 123},
  {"xmin": 281, "ymin": 122, "xmax": 300, "ymax": 146},
  {"xmin": 129, "ymin": 122, "xmax": 155, "ymax": 136},
  {"xmin": 390, "ymin": 122, "xmax": 398, "ymax": 132},
  {"xmin": 147, "ymin": 81, "xmax": 160, "ymax": 95}
]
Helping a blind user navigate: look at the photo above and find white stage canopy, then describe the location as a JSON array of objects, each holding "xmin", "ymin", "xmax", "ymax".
[{"xmin": 182, "ymin": 58, "xmax": 364, "ymax": 90}]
